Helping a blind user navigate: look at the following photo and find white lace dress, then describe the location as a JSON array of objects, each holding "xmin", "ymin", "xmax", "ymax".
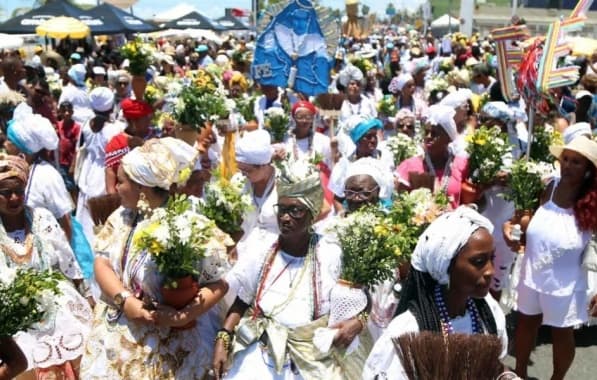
[
  {"xmin": 2, "ymin": 207, "xmax": 93, "ymax": 370},
  {"xmin": 80, "ymin": 207, "xmax": 230, "ymax": 379}
]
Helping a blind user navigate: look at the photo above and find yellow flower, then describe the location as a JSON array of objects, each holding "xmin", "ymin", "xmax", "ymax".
[
  {"xmin": 374, "ymin": 225, "xmax": 389, "ymax": 237},
  {"xmin": 474, "ymin": 137, "xmax": 486, "ymax": 146},
  {"xmin": 179, "ymin": 167, "xmax": 192, "ymax": 184},
  {"xmin": 394, "ymin": 247, "xmax": 402, "ymax": 257},
  {"xmin": 149, "ymin": 240, "xmax": 164, "ymax": 255}
]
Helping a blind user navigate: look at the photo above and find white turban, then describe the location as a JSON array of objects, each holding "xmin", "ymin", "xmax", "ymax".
[
  {"xmin": 89, "ymin": 87, "xmax": 114, "ymax": 112},
  {"xmin": 563, "ymin": 122, "xmax": 592, "ymax": 145},
  {"xmin": 8, "ymin": 113, "xmax": 58, "ymax": 154},
  {"xmin": 411, "ymin": 206, "xmax": 494, "ymax": 285},
  {"xmin": 338, "ymin": 64, "xmax": 364, "ymax": 87},
  {"xmin": 440, "ymin": 88, "xmax": 472, "ymax": 109},
  {"xmin": 235, "ymin": 129, "xmax": 274, "ymax": 165},
  {"xmin": 427, "ymin": 104, "xmax": 458, "ymax": 141},
  {"xmin": 388, "ymin": 73, "xmax": 414, "ymax": 94},
  {"xmin": 122, "ymin": 138, "xmax": 198, "ymax": 190},
  {"xmin": 345, "ymin": 157, "xmax": 393, "ymax": 199}
]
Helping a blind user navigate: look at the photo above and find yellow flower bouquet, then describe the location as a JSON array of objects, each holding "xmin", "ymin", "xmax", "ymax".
[{"xmin": 120, "ymin": 37, "xmax": 153, "ymax": 76}]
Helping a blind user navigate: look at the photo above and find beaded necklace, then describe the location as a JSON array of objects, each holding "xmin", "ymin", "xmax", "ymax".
[
  {"xmin": 433, "ymin": 284, "xmax": 483, "ymax": 340},
  {"xmin": 252, "ymin": 234, "xmax": 321, "ymax": 320},
  {"xmin": 291, "ymin": 131, "xmax": 314, "ymax": 161},
  {"xmin": 424, "ymin": 152, "xmax": 453, "ymax": 195}
]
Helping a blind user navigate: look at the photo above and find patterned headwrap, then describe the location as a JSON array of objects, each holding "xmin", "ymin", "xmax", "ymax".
[
  {"xmin": 0, "ymin": 154, "xmax": 29, "ymax": 184},
  {"xmin": 276, "ymin": 160, "xmax": 323, "ymax": 218},
  {"xmin": 229, "ymin": 71, "xmax": 248, "ymax": 92},
  {"xmin": 388, "ymin": 73, "xmax": 414, "ymax": 94},
  {"xmin": 121, "ymin": 98, "xmax": 153, "ymax": 120},
  {"xmin": 345, "ymin": 115, "xmax": 383, "ymax": 143},
  {"xmin": 122, "ymin": 138, "xmax": 198, "ymax": 190},
  {"xmin": 411, "ymin": 206, "xmax": 494, "ymax": 285},
  {"xmin": 291, "ymin": 100, "xmax": 317, "ymax": 117}
]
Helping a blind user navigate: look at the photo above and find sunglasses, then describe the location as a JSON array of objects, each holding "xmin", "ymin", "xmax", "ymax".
[
  {"xmin": 344, "ymin": 186, "xmax": 379, "ymax": 200},
  {"xmin": 0, "ymin": 188, "xmax": 25, "ymax": 198},
  {"xmin": 273, "ymin": 204, "xmax": 309, "ymax": 219}
]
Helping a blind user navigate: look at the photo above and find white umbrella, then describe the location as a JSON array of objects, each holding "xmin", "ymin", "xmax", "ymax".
[
  {"xmin": 0, "ymin": 34, "xmax": 24, "ymax": 50},
  {"xmin": 430, "ymin": 14, "xmax": 461, "ymax": 28}
]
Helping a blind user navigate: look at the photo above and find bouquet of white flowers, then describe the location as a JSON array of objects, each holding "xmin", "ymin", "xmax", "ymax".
[
  {"xmin": 264, "ymin": 107, "xmax": 290, "ymax": 143},
  {"xmin": 385, "ymin": 133, "xmax": 419, "ymax": 166},
  {"xmin": 0, "ymin": 267, "xmax": 62, "ymax": 337},
  {"xmin": 199, "ymin": 169, "xmax": 254, "ymax": 236},
  {"xmin": 133, "ymin": 194, "xmax": 229, "ymax": 288}
]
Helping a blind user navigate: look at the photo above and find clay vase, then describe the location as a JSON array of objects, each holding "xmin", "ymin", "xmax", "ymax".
[
  {"xmin": 175, "ymin": 124, "xmax": 199, "ymax": 146},
  {"xmin": 398, "ymin": 262, "xmax": 411, "ymax": 282},
  {"xmin": 460, "ymin": 180, "xmax": 482, "ymax": 205},
  {"xmin": 131, "ymin": 75, "xmax": 147, "ymax": 101},
  {"xmin": 161, "ymin": 276, "xmax": 199, "ymax": 330},
  {"xmin": 196, "ymin": 123, "xmax": 214, "ymax": 153}
]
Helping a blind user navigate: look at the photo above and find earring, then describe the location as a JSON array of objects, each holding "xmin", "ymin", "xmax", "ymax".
[
  {"xmin": 137, "ymin": 192, "xmax": 150, "ymax": 215},
  {"xmin": 585, "ymin": 171, "xmax": 591, "ymax": 179}
]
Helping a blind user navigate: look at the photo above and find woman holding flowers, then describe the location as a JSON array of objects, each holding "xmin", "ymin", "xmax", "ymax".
[
  {"xmin": 395, "ymin": 104, "xmax": 468, "ymax": 209},
  {"xmin": 363, "ymin": 206, "xmax": 508, "ymax": 380},
  {"xmin": 504, "ymin": 136, "xmax": 597, "ymax": 380},
  {"xmin": 0, "ymin": 154, "xmax": 92, "ymax": 380},
  {"xmin": 212, "ymin": 162, "xmax": 371, "ymax": 380},
  {"xmin": 81, "ymin": 138, "xmax": 229, "ymax": 379}
]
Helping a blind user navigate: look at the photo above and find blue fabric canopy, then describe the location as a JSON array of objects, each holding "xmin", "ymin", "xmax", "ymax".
[{"xmin": 87, "ymin": 3, "xmax": 157, "ymax": 34}]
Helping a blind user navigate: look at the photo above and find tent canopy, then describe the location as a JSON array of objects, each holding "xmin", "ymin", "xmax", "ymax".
[
  {"xmin": 431, "ymin": 14, "xmax": 461, "ymax": 28},
  {"xmin": 36, "ymin": 16, "xmax": 90, "ymax": 39},
  {"xmin": 159, "ymin": 11, "xmax": 224, "ymax": 31},
  {"xmin": 215, "ymin": 15, "xmax": 249, "ymax": 31},
  {"xmin": 0, "ymin": 0, "xmax": 107, "ymax": 35},
  {"xmin": 88, "ymin": 3, "xmax": 157, "ymax": 34}
]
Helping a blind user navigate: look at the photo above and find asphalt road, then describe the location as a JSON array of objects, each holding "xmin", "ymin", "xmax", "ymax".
[{"xmin": 502, "ymin": 313, "xmax": 597, "ymax": 379}]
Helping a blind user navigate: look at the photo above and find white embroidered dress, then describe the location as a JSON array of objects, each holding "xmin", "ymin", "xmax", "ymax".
[{"xmin": 2, "ymin": 207, "xmax": 93, "ymax": 370}]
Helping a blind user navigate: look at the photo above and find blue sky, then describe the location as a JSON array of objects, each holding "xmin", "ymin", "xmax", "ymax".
[{"xmin": 1, "ymin": 0, "xmax": 423, "ymax": 22}]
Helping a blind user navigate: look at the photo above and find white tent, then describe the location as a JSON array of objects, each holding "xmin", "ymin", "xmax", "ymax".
[
  {"xmin": 153, "ymin": 3, "xmax": 196, "ymax": 23},
  {"xmin": 430, "ymin": 14, "xmax": 461, "ymax": 28}
]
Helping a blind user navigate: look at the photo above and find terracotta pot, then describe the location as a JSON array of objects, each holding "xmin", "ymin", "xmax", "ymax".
[
  {"xmin": 398, "ymin": 262, "xmax": 411, "ymax": 282},
  {"xmin": 460, "ymin": 180, "xmax": 482, "ymax": 205},
  {"xmin": 175, "ymin": 124, "xmax": 199, "ymax": 146},
  {"xmin": 131, "ymin": 75, "xmax": 147, "ymax": 101},
  {"xmin": 161, "ymin": 276, "xmax": 199, "ymax": 330}
]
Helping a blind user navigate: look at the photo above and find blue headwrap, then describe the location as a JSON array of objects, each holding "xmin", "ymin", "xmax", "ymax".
[
  {"xmin": 349, "ymin": 118, "xmax": 383, "ymax": 143},
  {"xmin": 6, "ymin": 120, "xmax": 32, "ymax": 155}
]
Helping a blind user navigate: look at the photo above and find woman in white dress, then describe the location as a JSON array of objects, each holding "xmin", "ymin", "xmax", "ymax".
[
  {"xmin": 363, "ymin": 206, "xmax": 508, "ymax": 380},
  {"xmin": 80, "ymin": 138, "xmax": 229, "ymax": 379},
  {"xmin": 504, "ymin": 136, "xmax": 597, "ymax": 380},
  {"xmin": 337, "ymin": 64, "xmax": 377, "ymax": 128},
  {"xmin": 75, "ymin": 87, "xmax": 124, "ymax": 244},
  {"xmin": 0, "ymin": 154, "xmax": 92, "ymax": 380},
  {"xmin": 212, "ymin": 163, "xmax": 371, "ymax": 380}
]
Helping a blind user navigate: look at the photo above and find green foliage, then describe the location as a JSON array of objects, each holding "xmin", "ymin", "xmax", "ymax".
[
  {"xmin": 466, "ymin": 126, "xmax": 512, "ymax": 186},
  {"xmin": 173, "ymin": 86, "xmax": 228, "ymax": 130},
  {"xmin": 0, "ymin": 268, "xmax": 63, "ymax": 338},
  {"xmin": 501, "ymin": 160, "xmax": 549, "ymax": 211}
]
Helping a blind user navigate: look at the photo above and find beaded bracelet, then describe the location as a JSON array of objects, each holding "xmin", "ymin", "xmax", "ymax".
[{"xmin": 215, "ymin": 329, "xmax": 233, "ymax": 351}]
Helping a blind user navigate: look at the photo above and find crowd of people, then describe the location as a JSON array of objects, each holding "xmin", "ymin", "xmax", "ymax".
[{"xmin": 1, "ymin": 16, "xmax": 597, "ymax": 380}]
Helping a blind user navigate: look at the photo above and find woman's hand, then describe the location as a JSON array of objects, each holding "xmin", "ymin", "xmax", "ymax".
[
  {"xmin": 589, "ymin": 294, "xmax": 597, "ymax": 317},
  {"xmin": 331, "ymin": 318, "xmax": 363, "ymax": 349},
  {"xmin": 123, "ymin": 297, "xmax": 156, "ymax": 325},
  {"xmin": 502, "ymin": 220, "xmax": 522, "ymax": 253},
  {"xmin": 212, "ymin": 339, "xmax": 229, "ymax": 380},
  {"xmin": 272, "ymin": 146, "xmax": 286, "ymax": 161},
  {"xmin": 154, "ymin": 304, "xmax": 194, "ymax": 328}
]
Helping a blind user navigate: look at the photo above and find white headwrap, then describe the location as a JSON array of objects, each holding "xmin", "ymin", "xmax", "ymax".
[
  {"xmin": 427, "ymin": 104, "xmax": 458, "ymax": 141},
  {"xmin": 235, "ymin": 129, "xmax": 274, "ymax": 165},
  {"xmin": 440, "ymin": 88, "xmax": 472, "ymax": 109},
  {"xmin": 388, "ymin": 73, "xmax": 414, "ymax": 94},
  {"xmin": 411, "ymin": 206, "xmax": 494, "ymax": 285},
  {"xmin": 89, "ymin": 87, "xmax": 114, "ymax": 112},
  {"xmin": 563, "ymin": 122, "xmax": 592, "ymax": 144},
  {"xmin": 122, "ymin": 138, "xmax": 198, "ymax": 190},
  {"xmin": 345, "ymin": 157, "xmax": 393, "ymax": 199},
  {"xmin": 338, "ymin": 64, "xmax": 364, "ymax": 87},
  {"xmin": 8, "ymin": 113, "xmax": 58, "ymax": 154}
]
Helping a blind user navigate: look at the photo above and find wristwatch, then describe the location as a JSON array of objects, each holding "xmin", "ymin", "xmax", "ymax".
[{"xmin": 113, "ymin": 290, "xmax": 132, "ymax": 309}]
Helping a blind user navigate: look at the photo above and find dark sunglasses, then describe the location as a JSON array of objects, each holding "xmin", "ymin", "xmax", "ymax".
[{"xmin": 273, "ymin": 204, "xmax": 309, "ymax": 219}]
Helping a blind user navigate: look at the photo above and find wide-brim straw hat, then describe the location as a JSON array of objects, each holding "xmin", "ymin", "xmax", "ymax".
[{"xmin": 549, "ymin": 135, "xmax": 597, "ymax": 168}]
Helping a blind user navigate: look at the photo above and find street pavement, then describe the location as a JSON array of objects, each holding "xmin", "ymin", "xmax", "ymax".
[{"xmin": 502, "ymin": 313, "xmax": 597, "ymax": 379}]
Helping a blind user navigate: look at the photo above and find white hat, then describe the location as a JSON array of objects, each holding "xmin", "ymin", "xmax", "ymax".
[
  {"xmin": 235, "ymin": 129, "xmax": 274, "ymax": 165},
  {"xmin": 439, "ymin": 88, "xmax": 472, "ymax": 109},
  {"xmin": 562, "ymin": 122, "xmax": 593, "ymax": 145},
  {"xmin": 92, "ymin": 66, "xmax": 106, "ymax": 76},
  {"xmin": 89, "ymin": 87, "xmax": 114, "ymax": 113},
  {"xmin": 550, "ymin": 135, "xmax": 597, "ymax": 168},
  {"xmin": 338, "ymin": 64, "xmax": 364, "ymax": 87},
  {"xmin": 345, "ymin": 157, "xmax": 393, "ymax": 199},
  {"xmin": 427, "ymin": 105, "xmax": 458, "ymax": 141}
]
